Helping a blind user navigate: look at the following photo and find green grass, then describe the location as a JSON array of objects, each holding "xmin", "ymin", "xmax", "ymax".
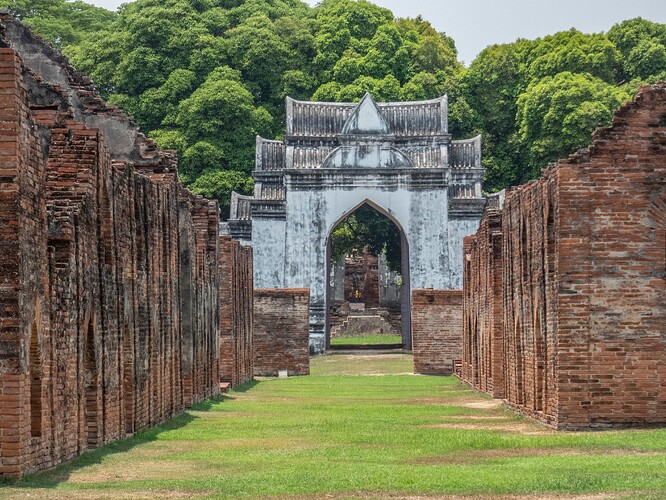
[
  {"xmin": 330, "ymin": 334, "xmax": 403, "ymax": 345},
  {"xmin": 3, "ymin": 354, "xmax": 666, "ymax": 499},
  {"xmin": 310, "ymin": 352, "xmax": 413, "ymax": 375}
]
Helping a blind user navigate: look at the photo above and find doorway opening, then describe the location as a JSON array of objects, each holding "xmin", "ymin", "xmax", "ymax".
[{"xmin": 325, "ymin": 201, "xmax": 411, "ymax": 351}]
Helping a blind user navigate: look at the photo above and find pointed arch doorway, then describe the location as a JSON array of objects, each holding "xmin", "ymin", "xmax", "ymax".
[{"xmin": 325, "ymin": 200, "xmax": 411, "ymax": 351}]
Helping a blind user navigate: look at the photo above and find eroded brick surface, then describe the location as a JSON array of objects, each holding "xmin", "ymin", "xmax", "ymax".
[
  {"xmin": 0, "ymin": 17, "xmax": 252, "ymax": 477},
  {"xmin": 219, "ymin": 236, "xmax": 254, "ymax": 388},
  {"xmin": 253, "ymin": 289, "xmax": 310, "ymax": 376},
  {"xmin": 462, "ymin": 210, "xmax": 504, "ymax": 399},
  {"xmin": 462, "ymin": 83, "xmax": 666, "ymax": 429},
  {"xmin": 412, "ymin": 290, "xmax": 463, "ymax": 375}
]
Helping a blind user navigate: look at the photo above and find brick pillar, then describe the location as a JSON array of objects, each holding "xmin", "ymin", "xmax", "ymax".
[{"xmin": 412, "ymin": 290, "xmax": 463, "ymax": 375}]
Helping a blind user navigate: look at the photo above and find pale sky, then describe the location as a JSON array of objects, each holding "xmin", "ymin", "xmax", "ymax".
[{"xmin": 88, "ymin": 0, "xmax": 666, "ymax": 64}]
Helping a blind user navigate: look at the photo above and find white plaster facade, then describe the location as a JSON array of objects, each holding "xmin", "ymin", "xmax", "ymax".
[{"xmin": 224, "ymin": 94, "xmax": 485, "ymax": 354}]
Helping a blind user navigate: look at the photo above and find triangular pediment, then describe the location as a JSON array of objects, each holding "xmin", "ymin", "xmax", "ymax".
[{"xmin": 341, "ymin": 93, "xmax": 389, "ymax": 135}]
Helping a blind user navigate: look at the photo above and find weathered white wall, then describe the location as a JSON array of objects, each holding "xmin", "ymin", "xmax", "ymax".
[
  {"xmin": 448, "ymin": 218, "xmax": 481, "ymax": 289},
  {"xmin": 247, "ymin": 95, "xmax": 484, "ymax": 354},
  {"xmin": 252, "ymin": 218, "xmax": 286, "ymax": 288},
  {"xmin": 278, "ymin": 174, "xmax": 450, "ymax": 353}
]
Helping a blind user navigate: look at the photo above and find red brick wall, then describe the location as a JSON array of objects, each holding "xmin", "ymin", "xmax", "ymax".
[
  {"xmin": 462, "ymin": 83, "xmax": 666, "ymax": 429},
  {"xmin": 555, "ymin": 84, "xmax": 666, "ymax": 429},
  {"xmin": 462, "ymin": 209, "xmax": 504, "ymax": 399},
  {"xmin": 253, "ymin": 289, "xmax": 310, "ymax": 376},
  {"xmin": 412, "ymin": 290, "xmax": 463, "ymax": 375},
  {"xmin": 0, "ymin": 19, "xmax": 224, "ymax": 477},
  {"xmin": 0, "ymin": 47, "xmax": 50, "ymax": 476},
  {"xmin": 497, "ymin": 174, "xmax": 559, "ymax": 425},
  {"xmin": 219, "ymin": 236, "xmax": 254, "ymax": 387}
]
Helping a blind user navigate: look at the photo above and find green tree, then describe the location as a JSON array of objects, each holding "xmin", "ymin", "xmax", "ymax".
[
  {"xmin": 0, "ymin": 0, "xmax": 117, "ymax": 49},
  {"xmin": 516, "ymin": 71, "xmax": 630, "ymax": 177},
  {"xmin": 625, "ymin": 38, "xmax": 666, "ymax": 80},
  {"xmin": 174, "ymin": 66, "xmax": 272, "ymax": 174},
  {"xmin": 527, "ymin": 30, "xmax": 622, "ymax": 83},
  {"xmin": 189, "ymin": 169, "xmax": 254, "ymax": 219},
  {"xmin": 463, "ymin": 41, "xmax": 530, "ymax": 190},
  {"xmin": 20, "ymin": 0, "xmax": 660, "ymax": 212}
]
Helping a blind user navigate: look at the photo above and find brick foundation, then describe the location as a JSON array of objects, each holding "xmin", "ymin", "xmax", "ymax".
[
  {"xmin": 253, "ymin": 289, "xmax": 310, "ymax": 377},
  {"xmin": 412, "ymin": 290, "xmax": 463, "ymax": 375},
  {"xmin": 0, "ymin": 16, "xmax": 251, "ymax": 477},
  {"xmin": 462, "ymin": 83, "xmax": 666, "ymax": 429}
]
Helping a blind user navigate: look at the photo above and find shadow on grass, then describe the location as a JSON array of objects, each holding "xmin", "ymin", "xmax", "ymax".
[
  {"xmin": 189, "ymin": 381, "xmax": 260, "ymax": 412},
  {"xmin": 232, "ymin": 379, "xmax": 261, "ymax": 393},
  {"xmin": 1, "ymin": 387, "xmax": 253, "ymax": 490}
]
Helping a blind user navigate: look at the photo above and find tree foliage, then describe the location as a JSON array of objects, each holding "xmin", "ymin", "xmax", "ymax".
[
  {"xmin": 12, "ymin": 0, "xmax": 665, "ymax": 207},
  {"xmin": 462, "ymin": 18, "xmax": 665, "ymax": 191},
  {"xmin": 0, "ymin": 0, "xmax": 117, "ymax": 49},
  {"xmin": 516, "ymin": 72, "xmax": 629, "ymax": 177}
]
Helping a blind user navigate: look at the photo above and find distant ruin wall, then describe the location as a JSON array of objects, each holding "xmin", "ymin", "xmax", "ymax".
[
  {"xmin": 462, "ymin": 83, "xmax": 666, "ymax": 429},
  {"xmin": 462, "ymin": 209, "xmax": 504, "ymax": 400},
  {"xmin": 219, "ymin": 236, "xmax": 254, "ymax": 388},
  {"xmin": 411, "ymin": 290, "xmax": 463, "ymax": 375},
  {"xmin": 253, "ymin": 289, "xmax": 310, "ymax": 377},
  {"xmin": 0, "ymin": 17, "xmax": 225, "ymax": 477}
]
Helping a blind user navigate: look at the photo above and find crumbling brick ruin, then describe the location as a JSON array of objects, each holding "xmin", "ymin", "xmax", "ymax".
[
  {"xmin": 412, "ymin": 290, "xmax": 463, "ymax": 375},
  {"xmin": 253, "ymin": 289, "xmax": 310, "ymax": 377},
  {"xmin": 0, "ymin": 16, "xmax": 253, "ymax": 477},
  {"xmin": 219, "ymin": 236, "xmax": 254, "ymax": 387},
  {"xmin": 462, "ymin": 83, "xmax": 666, "ymax": 429}
]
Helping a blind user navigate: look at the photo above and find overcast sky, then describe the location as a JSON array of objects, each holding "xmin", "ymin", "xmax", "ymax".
[{"xmin": 88, "ymin": 0, "xmax": 666, "ymax": 64}]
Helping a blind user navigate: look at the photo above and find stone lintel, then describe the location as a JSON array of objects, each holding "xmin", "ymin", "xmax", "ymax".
[
  {"xmin": 283, "ymin": 168, "xmax": 448, "ymax": 191},
  {"xmin": 250, "ymin": 199, "xmax": 286, "ymax": 220},
  {"xmin": 252, "ymin": 171, "xmax": 284, "ymax": 183},
  {"xmin": 284, "ymin": 134, "xmax": 452, "ymax": 147},
  {"xmin": 227, "ymin": 219, "xmax": 252, "ymax": 241},
  {"xmin": 448, "ymin": 198, "xmax": 487, "ymax": 219}
]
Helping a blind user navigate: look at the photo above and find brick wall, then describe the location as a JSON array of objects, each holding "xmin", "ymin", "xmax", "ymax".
[
  {"xmin": 0, "ymin": 17, "xmax": 228, "ymax": 477},
  {"xmin": 253, "ymin": 289, "xmax": 310, "ymax": 376},
  {"xmin": 462, "ymin": 83, "xmax": 666, "ymax": 429},
  {"xmin": 462, "ymin": 209, "xmax": 504, "ymax": 399},
  {"xmin": 412, "ymin": 290, "xmax": 463, "ymax": 375},
  {"xmin": 219, "ymin": 236, "xmax": 254, "ymax": 387}
]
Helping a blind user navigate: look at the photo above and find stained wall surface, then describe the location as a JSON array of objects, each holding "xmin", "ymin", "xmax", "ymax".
[
  {"xmin": 0, "ymin": 16, "xmax": 250, "ymax": 477},
  {"xmin": 462, "ymin": 84, "xmax": 666, "ymax": 429}
]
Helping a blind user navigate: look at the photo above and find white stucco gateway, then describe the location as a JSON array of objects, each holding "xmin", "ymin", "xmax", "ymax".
[{"xmin": 224, "ymin": 93, "xmax": 485, "ymax": 354}]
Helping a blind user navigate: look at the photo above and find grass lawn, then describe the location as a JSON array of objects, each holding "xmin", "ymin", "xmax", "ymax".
[
  {"xmin": 2, "ymin": 354, "xmax": 666, "ymax": 499},
  {"xmin": 330, "ymin": 334, "xmax": 402, "ymax": 345}
]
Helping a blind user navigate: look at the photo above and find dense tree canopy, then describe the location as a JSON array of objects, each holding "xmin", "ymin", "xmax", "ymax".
[
  {"xmin": 4, "ymin": 0, "xmax": 664, "ymax": 215},
  {"xmin": 463, "ymin": 18, "xmax": 666, "ymax": 191},
  {"xmin": 0, "ymin": 0, "xmax": 117, "ymax": 49}
]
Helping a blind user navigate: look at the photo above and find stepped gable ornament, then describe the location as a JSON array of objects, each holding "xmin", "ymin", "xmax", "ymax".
[
  {"xmin": 341, "ymin": 92, "xmax": 390, "ymax": 134},
  {"xmin": 322, "ymin": 93, "xmax": 413, "ymax": 169}
]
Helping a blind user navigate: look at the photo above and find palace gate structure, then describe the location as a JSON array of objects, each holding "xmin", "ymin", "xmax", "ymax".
[{"xmin": 226, "ymin": 93, "xmax": 485, "ymax": 354}]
